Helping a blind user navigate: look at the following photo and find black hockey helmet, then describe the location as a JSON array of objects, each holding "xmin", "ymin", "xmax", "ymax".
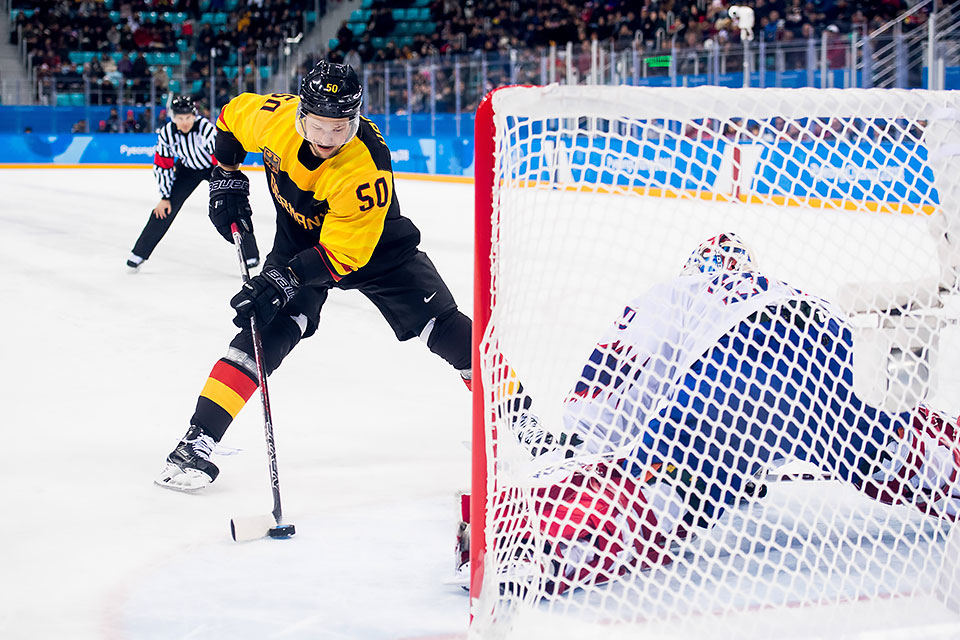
[
  {"xmin": 170, "ymin": 95, "xmax": 198, "ymax": 116},
  {"xmin": 298, "ymin": 61, "xmax": 362, "ymax": 119}
]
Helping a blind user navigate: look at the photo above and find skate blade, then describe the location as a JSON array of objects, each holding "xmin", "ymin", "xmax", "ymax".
[{"xmin": 154, "ymin": 464, "xmax": 212, "ymax": 492}]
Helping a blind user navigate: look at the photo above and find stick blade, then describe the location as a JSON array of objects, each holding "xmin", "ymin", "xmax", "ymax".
[
  {"xmin": 268, "ymin": 523, "xmax": 296, "ymax": 538},
  {"xmin": 230, "ymin": 515, "xmax": 281, "ymax": 542}
]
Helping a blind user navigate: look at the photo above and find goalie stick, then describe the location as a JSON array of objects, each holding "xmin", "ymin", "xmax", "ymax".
[{"xmin": 227, "ymin": 222, "xmax": 296, "ymax": 542}]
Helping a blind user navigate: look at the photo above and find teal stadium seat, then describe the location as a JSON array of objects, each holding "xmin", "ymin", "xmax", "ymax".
[
  {"xmin": 109, "ymin": 10, "xmax": 121, "ymax": 22},
  {"xmin": 222, "ymin": 66, "xmax": 237, "ymax": 79},
  {"xmin": 68, "ymin": 51, "xmax": 97, "ymax": 64},
  {"xmin": 349, "ymin": 22, "xmax": 365, "ymax": 36},
  {"xmin": 328, "ymin": 37, "xmax": 339, "ymax": 51},
  {"xmin": 361, "ymin": 0, "xmax": 374, "ymax": 8},
  {"xmin": 71, "ymin": 93, "xmax": 85, "ymax": 106},
  {"xmin": 213, "ymin": 12, "xmax": 228, "ymax": 25},
  {"xmin": 370, "ymin": 37, "xmax": 386, "ymax": 49},
  {"xmin": 55, "ymin": 93, "xmax": 72, "ymax": 106},
  {"xmin": 176, "ymin": 38, "xmax": 190, "ymax": 52},
  {"xmin": 169, "ymin": 79, "xmax": 181, "ymax": 93},
  {"xmin": 191, "ymin": 79, "xmax": 204, "ymax": 94},
  {"xmin": 259, "ymin": 65, "xmax": 271, "ymax": 79},
  {"xmin": 224, "ymin": 0, "xmax": 239, "ymax": 10},
  {"xmin": 164, "ymin": 12, "xmax": 188, "ymax": 24}
]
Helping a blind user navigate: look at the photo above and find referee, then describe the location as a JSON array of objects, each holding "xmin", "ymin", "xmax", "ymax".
[{"xmin": 126, "ymin": 96, "xmax": 259, "ymax": 271}]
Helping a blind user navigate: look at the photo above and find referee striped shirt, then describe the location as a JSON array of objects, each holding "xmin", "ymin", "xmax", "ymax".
[{"xmin": 153, "ymin": 118, "xmax": 217, "ymax": 198}]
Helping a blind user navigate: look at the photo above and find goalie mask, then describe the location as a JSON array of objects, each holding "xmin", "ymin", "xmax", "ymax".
[{"xmin": 682, "ymin": 233, "xmax": 756, "ymax": 275}]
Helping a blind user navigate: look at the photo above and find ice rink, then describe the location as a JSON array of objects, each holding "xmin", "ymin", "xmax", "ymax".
[
  {"xmin": 0, "ymin": 168, "xmax": 474, "ymax": 640},
  {"xmin": 4, "ymin": 166, "xmax": 960, "ymax": 640}
]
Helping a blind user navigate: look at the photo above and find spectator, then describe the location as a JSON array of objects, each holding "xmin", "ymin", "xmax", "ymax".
[
  {"xmin": 131, "ymin": 53, "xmax": 150, "ymax": 80},
  {"xmin": 117, "ymin": 53, "xmax": 133, "ymax": 79},
  {"xmin": 138, "ymin": 108, "xmax": 155, "ymax": 133},
  {"xmin": 72, "ymin": 119, "xmax": 89, "ymax": 133},
  {"xmin": 106, "ymin": 107, "xmax": 121, "ymax": 133},
  {"xmin": 344, "ymin": 49, "xmax": 362, "ymax": 77},
  {"xmin": 153, "ymin": 65, "xmax": 170, "ymax": 92},
  {"xmin": 124, "ymin": 109, "xmax": 142, "ymax": 133}
]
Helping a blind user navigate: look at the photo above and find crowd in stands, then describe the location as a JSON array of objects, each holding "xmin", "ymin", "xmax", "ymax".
[
  {"xmin": 8, "ymin": 0, "xmax": 316, "ymax": 110},
  {"xmin": 5, "ymin": 0, "xmax": 930, "ymax": 130},
  {"xmin": 327, "ymin": 0, "xmax": 917, "ymax": 67}
]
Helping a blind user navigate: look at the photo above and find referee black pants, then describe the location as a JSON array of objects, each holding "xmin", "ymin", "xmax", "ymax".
[{"xmin": 131, "ymin": 165, "xmax": 259, "ymax": 261}]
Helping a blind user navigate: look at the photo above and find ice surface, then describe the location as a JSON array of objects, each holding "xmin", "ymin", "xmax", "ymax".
[
  {"xmin": 4, "ymin": 167, "xmax": 960, "ymax": 640},
  {"xmin": 0, "ymin": 169, "xmax": 473, "ymax": 640}
]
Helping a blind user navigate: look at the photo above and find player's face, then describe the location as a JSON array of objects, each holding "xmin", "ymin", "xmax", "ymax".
[
  {"xmin": 172, "ymin": 113, "xmax": 195, "ymax": 133},
  {"xmin": 296, "ymin": 112, "xmax": 357, "ymax": 159}
]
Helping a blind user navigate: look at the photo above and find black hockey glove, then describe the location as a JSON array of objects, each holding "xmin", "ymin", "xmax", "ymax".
[
  {"xmin": 230, "ymin": 266, "xmax": 301, "ymax": 327},
  {"xmin": 209, "ymin": 166, "xmax": 253, "ymax": 242}
]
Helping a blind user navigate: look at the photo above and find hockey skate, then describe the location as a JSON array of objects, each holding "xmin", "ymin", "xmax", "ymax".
[
  {"xmin": 126, "ymin": 253, "xmax": 144, "ymax": 272},
  {"xmin": 155, "ymin": 424, "xmax": 220, "ymax": 492},
  {"xmin": 859, "ymin": 405, "xmax": 960, "ymax": 520}
]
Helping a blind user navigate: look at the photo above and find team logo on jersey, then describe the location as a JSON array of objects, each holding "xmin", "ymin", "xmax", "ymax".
[{"xmin": 263, "ymin": 147, "xmax": 281, "ymax": 173}]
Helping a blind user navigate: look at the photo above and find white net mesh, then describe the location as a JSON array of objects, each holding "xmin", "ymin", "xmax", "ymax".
[{"xmin": 473, "ymin": 85, "xmax": 960, "ymax": 639}]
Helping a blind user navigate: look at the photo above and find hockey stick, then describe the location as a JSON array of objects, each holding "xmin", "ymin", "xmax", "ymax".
[{"xmin": 227, "ymin": 222, "xmax": 296, "ymax": 542}]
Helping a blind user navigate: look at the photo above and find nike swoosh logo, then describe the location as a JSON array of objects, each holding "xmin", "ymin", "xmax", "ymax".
[{"xmin": 424, "ymin": 292, "xmax": 437, "ymax": 303}]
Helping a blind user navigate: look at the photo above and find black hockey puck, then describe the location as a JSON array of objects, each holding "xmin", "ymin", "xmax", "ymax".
[{"xmin": 268, "ymin": 524, "xmax": 296, "ymax": 538}]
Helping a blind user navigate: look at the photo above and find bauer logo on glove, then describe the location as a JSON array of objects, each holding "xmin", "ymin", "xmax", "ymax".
[{"xmin": 230, "ymin": 266, "xmax": 301, "ymax": 327}]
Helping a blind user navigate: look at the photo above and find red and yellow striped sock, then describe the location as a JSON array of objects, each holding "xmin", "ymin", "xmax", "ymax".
[{"xmin": 191, "ymin": 359, "xmax": 258, "ymax": 441}]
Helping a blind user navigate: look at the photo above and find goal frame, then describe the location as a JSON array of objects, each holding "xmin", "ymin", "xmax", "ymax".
[
  {"xmin": 470, "ymin": 86, "xmax": 502, "ymax": 604},
  {"xmin": 469, "ymin": 82, "xmax": 960, "ymax": 626}
]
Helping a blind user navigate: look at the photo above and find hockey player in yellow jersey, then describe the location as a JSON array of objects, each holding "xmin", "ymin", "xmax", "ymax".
[{"xmin": 155, "ymin": 61, "xmax": 473, "ymax": 491}]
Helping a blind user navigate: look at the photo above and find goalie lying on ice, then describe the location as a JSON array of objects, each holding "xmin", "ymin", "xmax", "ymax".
[{"xmin": 460, "ymin": 232, "xmax": 960, "ymax": 595}]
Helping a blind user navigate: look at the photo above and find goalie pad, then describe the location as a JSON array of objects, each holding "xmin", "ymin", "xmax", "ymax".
[{"xmin": 859, "ymin": 405, "xmax": 960, "ymax": 520}]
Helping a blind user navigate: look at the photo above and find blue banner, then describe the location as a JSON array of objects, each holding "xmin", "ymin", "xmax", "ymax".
[
  {"xmin": 0, "ymin": 131, "xmax": 934, "ymax": 202},
  {"xmin": 0, "ymin": 133, "xmax": 475, "ymax": 176},
  {"xmin": 504, "ymin": 132, "xmax": 937, "ymax": 206}
]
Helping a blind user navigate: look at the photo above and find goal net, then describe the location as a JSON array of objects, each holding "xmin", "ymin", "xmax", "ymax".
[{"xmin": 470, "ymin": 85, "xmax": 960, "ymax": 639}]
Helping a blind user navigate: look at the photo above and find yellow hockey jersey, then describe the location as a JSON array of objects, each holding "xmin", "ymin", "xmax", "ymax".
[{"xmin": 215, "ymin": 92, "xmax": 419, "ymax": 284}]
